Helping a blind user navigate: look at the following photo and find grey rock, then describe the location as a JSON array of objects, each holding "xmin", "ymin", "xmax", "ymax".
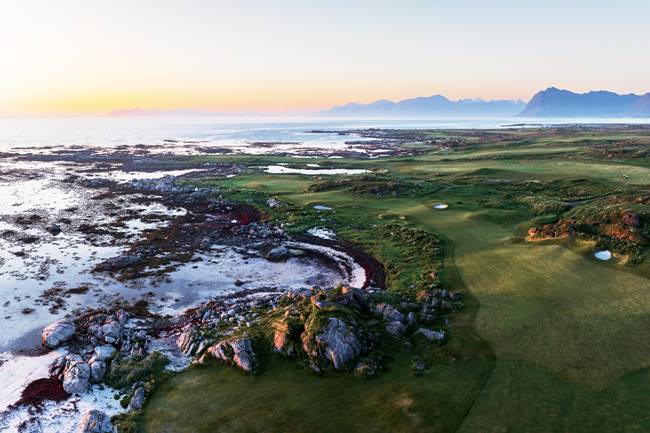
[
  {"xmin": 94, "ymin": 254, "xmax": 142, "ymax": 272},
  {"xmin": 63, "ymin": 355, "xmax": 90, "ymax": 394},
  {"xmin": 385, "ymin": 320, "xmax": 407, "ymax": 336},
  {"xmin": 76, "ymin": 409, "xmax": 115, "ymax": 433},
  {"xmin": 308, "ymin": 317, "xmax": 362, "ymax": 370},
  {"xmin": 375, "ymin": 303, "xmax": 404, "ymax": 323},
  {"xmin": 93, "ymin": 345, "xmax": 117, "ymax": 361},
  {"xmin": 101, "ymin": 322, "xmax": 122, "ymax": 344},
  {"xmin": 407, "ymin": 312, "xmax": 416, "ymax": 324},
  {"xmin": 208, "ymin": 337, "xmax": 256, "ymax": 372},
  {"xmin": 89, "ymin": 357, "xmax": 106, "ymax": 383},
  {"xmin": 267, "ymin": 197, "xmax": 284, "ymax": 208},
  {"xmin": 46, "ymin": 223, "xmax": 62, "ymax": 235},
  {"xmin": 265, "ymin": 245, "xmax": 291, "ymax": 261},
  {"xmin": 414, "ymin": 328, "xmax": 445, "ymax": 341},
  {"xmin": 127, "ymin": 387, "xmax": 146, "ymax": 412},
  {"xmin": 42, "ymin": 319, "xmax": 76, "ymax": 349}
]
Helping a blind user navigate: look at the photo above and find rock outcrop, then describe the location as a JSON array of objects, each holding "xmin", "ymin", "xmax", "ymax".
[
  {"xmin": 303, "ymin": 317, "xmax": 362, "ymax": 370},
  {"xmin": 208, "ymin": 337, "xmax": 256, "ymax": 372},
  {"xmin": 42, "ymin": 319, "xmax": 76, "ymax": 349}
]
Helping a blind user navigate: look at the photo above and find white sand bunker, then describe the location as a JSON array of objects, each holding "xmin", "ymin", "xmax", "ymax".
[
  {"xmin": 313, "ymin": 204, "xmax": 333, "ymax": 211},
  {"xmin": 595, "ymin": 250, "xmax": 612, "ymax": 261},
  {"xmin": 433, "ymin": 203, "xmax": 449, "ymax": 210}
]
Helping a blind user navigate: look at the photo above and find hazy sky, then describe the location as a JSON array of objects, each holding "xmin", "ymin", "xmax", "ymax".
[{"xmin": 1, "ymin": 0, "xmax": 649, "ymax": 115}]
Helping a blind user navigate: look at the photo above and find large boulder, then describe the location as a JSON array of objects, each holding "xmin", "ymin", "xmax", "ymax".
[
  {"xmin": 208, "ymin": 337, "xmax": 256, "ymax": 372},
  {"xmin": 76, "ymin": 409, "xmax": 115, "ymax": 433},
  {"xmin": 42, "ymin": 319, "xmax": 76, "ymax": 349},
  {"xmin": 63, "ymin": 355, "xmax": 90, "ymax": 394},
  {"xmin": 127, "ymin": 387, "xmax": 146, "ymax": 412},
  {"xmin": 303, "ymin": 317, "xmax": 362, "ymax": 370}
]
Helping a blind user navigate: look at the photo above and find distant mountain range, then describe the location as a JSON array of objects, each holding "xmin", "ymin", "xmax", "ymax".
[
  {"xmin": 108, "ymin": 88, "xmax": 650, "ymax": 118},
  {"xmin": 321, "ymin": 95, "xmax": 526, "ymax": 117},
  {"xmin": 519, "ymin": 87, "xmax": 650, "ymax": 117},
  {"xmin": 322, "ymin": 88, "xmax": 650, "ymax": 118}
]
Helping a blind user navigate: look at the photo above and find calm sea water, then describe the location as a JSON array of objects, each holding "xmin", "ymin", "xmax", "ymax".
[{"xmin": 1, "ymin": 116, "xmax": 650, "ymax": 150}]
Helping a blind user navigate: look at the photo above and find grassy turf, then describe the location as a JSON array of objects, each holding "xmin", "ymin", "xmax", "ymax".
[{"xmin": 140, "ymin": 131, "xmax": 650, "ymax": 433}]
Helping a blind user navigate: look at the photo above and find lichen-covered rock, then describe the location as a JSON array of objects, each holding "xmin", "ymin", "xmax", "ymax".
[
  {"xmin": 302, "ymin": 317, "xmax": 362, "ymax": 370},
  {"xmin": 42, "ymin": 319, "xmax": 76, "ymax": 349},
  {"xmin": 208, "ymin": 337, "xmax": 256, "ymax": 372},
  {"xmin": 63, "ymin": 355, "xmax": 90, "ymax": 394},
  {"xmin": 76, "ymin": 409, "xmax": 115, "ymax": 433}
]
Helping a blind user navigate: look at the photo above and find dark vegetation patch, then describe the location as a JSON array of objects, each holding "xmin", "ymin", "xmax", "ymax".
[
  {"xmin": 105, "ymin": 352, "xmax": 170, "ymax": 394},
  {"xmin": 11, "ymin": 377, "xmax": 70, "ymax": 408}
]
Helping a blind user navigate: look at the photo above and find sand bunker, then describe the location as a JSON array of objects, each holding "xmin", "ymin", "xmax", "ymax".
[
  {"xmin": 595, "ymin": 250, "xmax": 612, "ymax": 261},
  {"xmin": 433, "ymin": 203, "xmax": 449, "ymax": 210}
]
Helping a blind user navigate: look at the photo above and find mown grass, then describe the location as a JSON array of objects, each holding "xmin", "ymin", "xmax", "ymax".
[{"xmin": 141, "ymin": 131, "xmax": 650, "ymax": 433}]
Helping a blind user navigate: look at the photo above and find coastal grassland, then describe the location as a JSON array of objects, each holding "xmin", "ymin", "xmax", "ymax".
[{"xmin": 142, "ymin": 129, "xmax": 650, "ymax": 433}]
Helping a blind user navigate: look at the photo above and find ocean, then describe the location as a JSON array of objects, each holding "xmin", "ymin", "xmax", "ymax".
[{"xmin": 2, "ymin": 116, "xmax": 650, "ymax": 150}]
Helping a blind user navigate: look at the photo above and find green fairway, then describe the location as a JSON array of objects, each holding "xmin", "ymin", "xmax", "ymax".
[
  {"xmin": 140, "ymin": 129, "xmax": 650, "ymax": 433},
  {"xmin": 142, "ymin": 355, "xmax": 493, "ymax": 433}
]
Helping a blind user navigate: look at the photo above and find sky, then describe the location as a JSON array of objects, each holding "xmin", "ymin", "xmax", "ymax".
[{"xmin": 1, "ymin": 0, "xmax": 649, "ymax": 115}]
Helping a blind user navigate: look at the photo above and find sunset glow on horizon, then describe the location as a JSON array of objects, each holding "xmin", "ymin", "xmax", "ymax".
[{"xmin": 2, "ymin": 0, "xmax": 650, "ymax": 115}]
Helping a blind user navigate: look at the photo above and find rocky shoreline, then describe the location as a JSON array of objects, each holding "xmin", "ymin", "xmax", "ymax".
[{"xmin": 0, "ymin": 145, "xmax": 459, "ymax": 433}]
